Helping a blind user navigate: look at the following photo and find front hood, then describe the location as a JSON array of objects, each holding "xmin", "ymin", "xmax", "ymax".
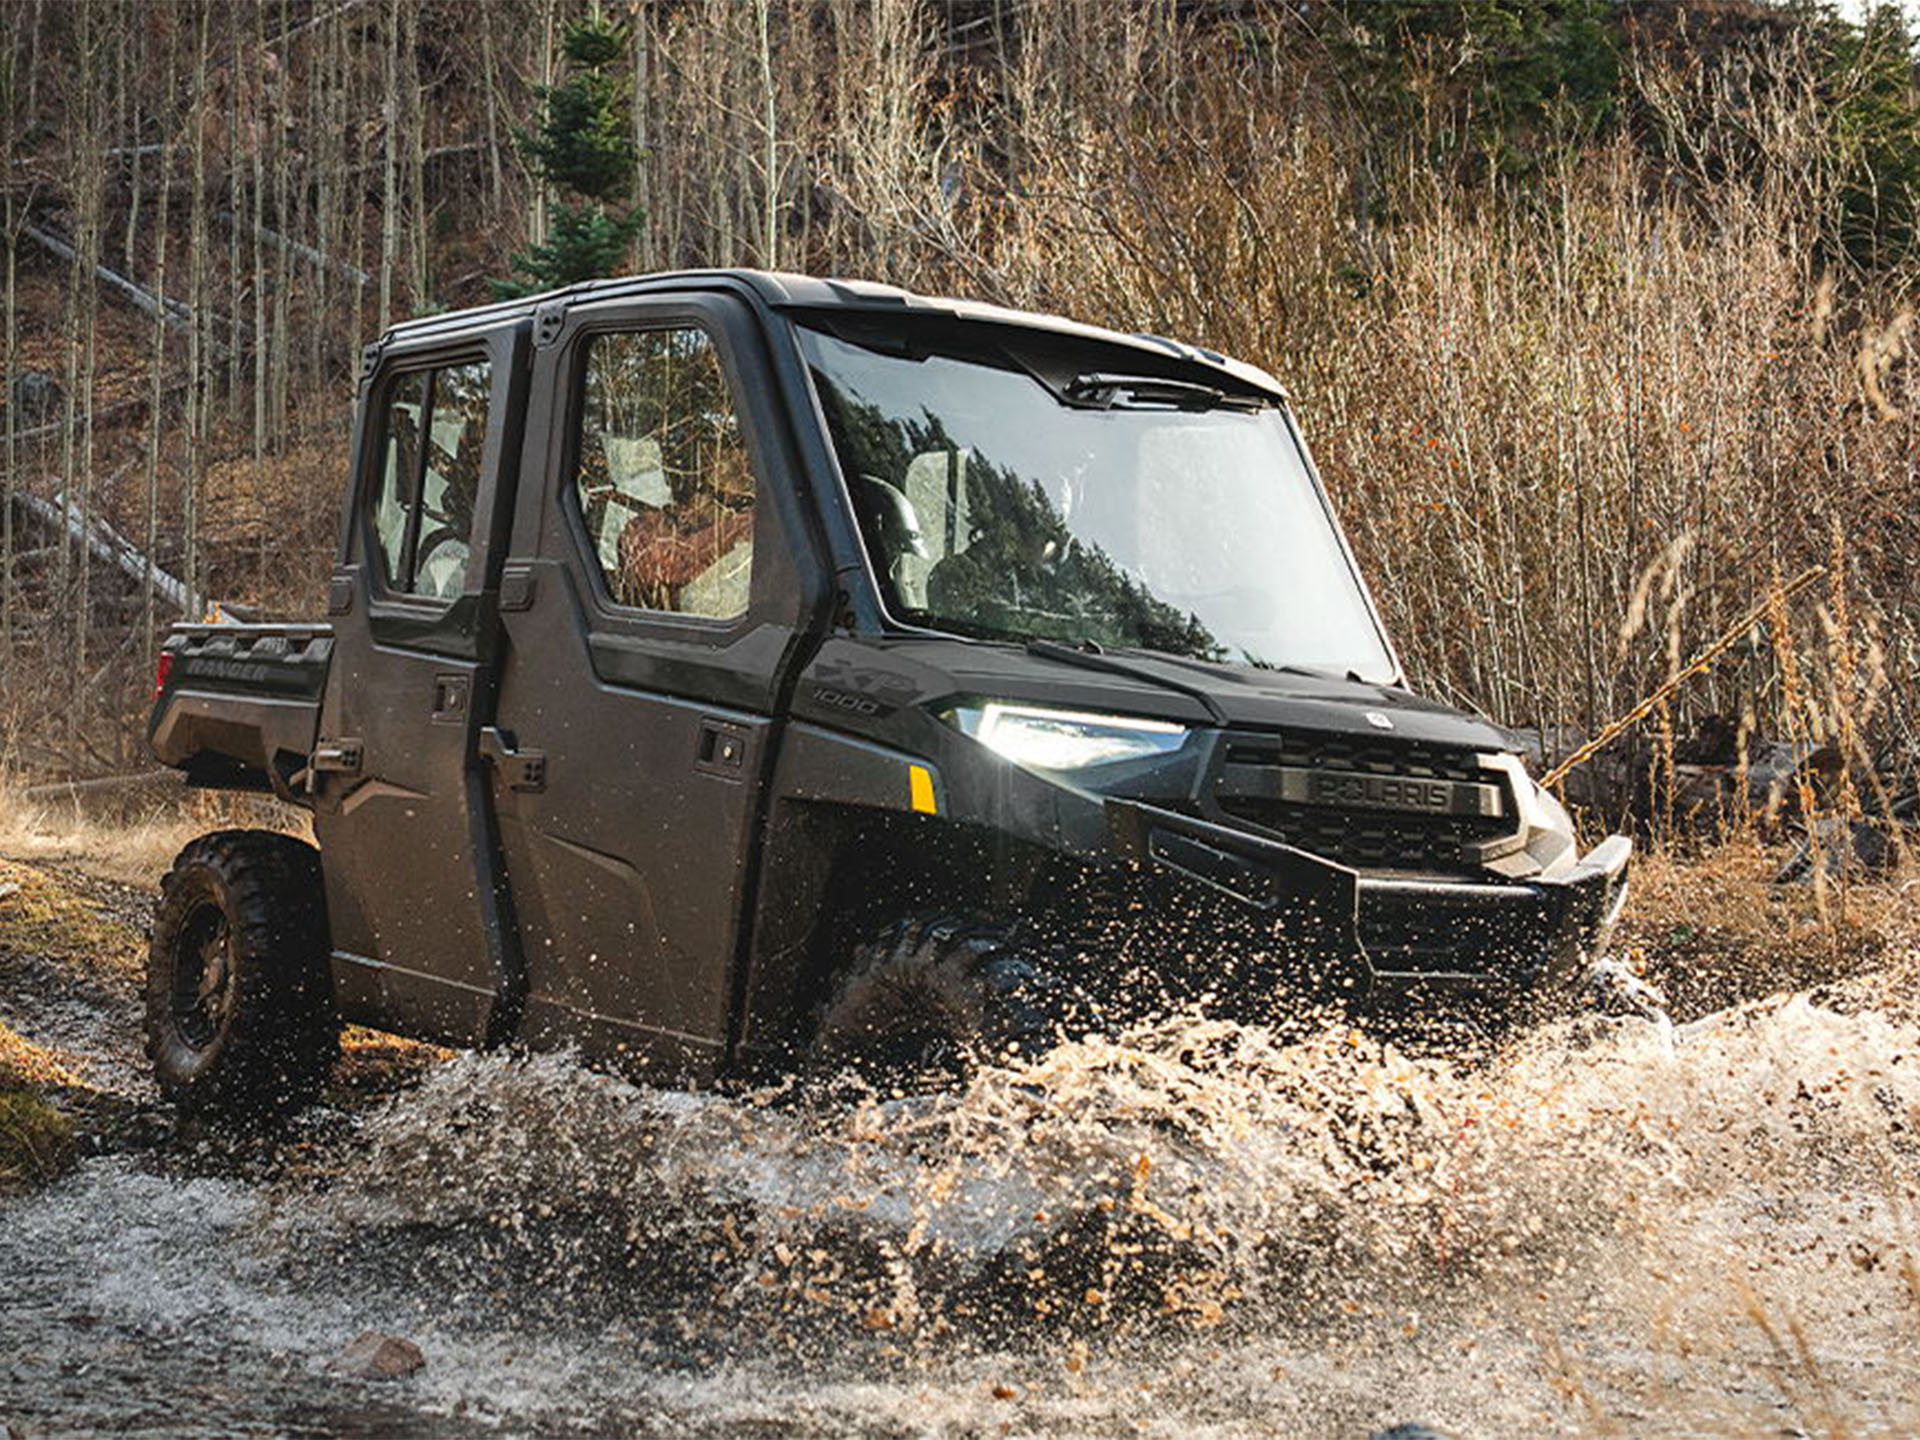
[{"xmin": 871, "ymin": 637, "xmax": 1515, "ymax": 754}]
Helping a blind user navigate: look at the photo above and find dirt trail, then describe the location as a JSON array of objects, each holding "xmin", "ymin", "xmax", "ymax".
[{"xmin": 3, "ymin": 857, "xmax": 1919, "ymax": 1438}]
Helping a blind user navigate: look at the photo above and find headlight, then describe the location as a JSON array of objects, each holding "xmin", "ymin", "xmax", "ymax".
[{"xmin": 945, "ymin": 702, "xmax": 1188, "ymax": 771}]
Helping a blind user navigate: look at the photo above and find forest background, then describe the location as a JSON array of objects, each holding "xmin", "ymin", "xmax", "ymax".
[{"xmin": 0, "ymin": 0, "xmax": 1916, "ymax": 843}]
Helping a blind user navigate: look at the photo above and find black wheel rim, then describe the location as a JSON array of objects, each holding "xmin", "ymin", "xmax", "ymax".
[{"xmin": 170, "ymin": 901, "xmax": 234, "ymax": 1050}]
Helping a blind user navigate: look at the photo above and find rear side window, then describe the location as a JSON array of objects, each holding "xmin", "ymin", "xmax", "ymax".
[
  {"xmin": 571, "ymin": 328, "xmax": 755, "ymax": 619},
  {"xmin": 367, "ymin": 359, "xmax": 492, "ymax": 599}
]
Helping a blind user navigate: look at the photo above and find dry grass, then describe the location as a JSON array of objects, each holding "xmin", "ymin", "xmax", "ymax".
[
  {"xmin": 0, "ymin": 780, "xmax": 307, "ymax": 889},
  {"xmin": 0, "ymin": 1019, "xmax": 86, "ymax": 1091},
  {"xmin": 0, "ymin": 853, "xmax": 143, "ymax": 973},
  {"xmin": 1619, "ymin": 839, "xmax": 1920, "ymax": 1021},
  {"xmin": 0, "ymin": 1020, "xmax": 84, "ymax": 1193}
]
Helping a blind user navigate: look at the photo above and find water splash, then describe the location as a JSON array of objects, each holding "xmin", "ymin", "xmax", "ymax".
[{"xmin": 6, "ymin": 987, "xmax": 1919, "ymax": 1437}]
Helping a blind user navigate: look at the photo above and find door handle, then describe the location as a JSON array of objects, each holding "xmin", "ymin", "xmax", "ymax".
[
  {"xmin": 696, "ymin": 719, "xmax": 749, "ymax": 777},
  {"xmin": 479, "ymin": 726, "xmax": 547, "ymax": 792}
]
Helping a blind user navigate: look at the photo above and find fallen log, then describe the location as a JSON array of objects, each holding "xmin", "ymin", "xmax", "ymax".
[
  {"xmin": 8, "ymin": 491, "xmax": 192, "ymax": 614},
  {"xmin": 1542, "ymin": 566, "xmax": 1828, "ymax": 791},
  {"xmin": 21, "ymin": 225, "xmax": 227, "ymax": 356},
  {"xmin": 23, "ymin": 223, "xmax": 192, "ymax": 333},
  {"xmin": 5, "ymin": 382, "xmax": 190, "ymax": 447},
  {"xmin": 219, "ymin": 210, "xmax": 369, "ymax": 288},
  {"xmin": 21, "ymin": 770, "xmax": 176, "ymax": 802}
]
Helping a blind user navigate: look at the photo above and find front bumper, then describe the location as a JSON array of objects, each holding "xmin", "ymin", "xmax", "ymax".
[{"xmin": 1106, "ymin": 799, "xmax": 1632, "ymax": 1016}]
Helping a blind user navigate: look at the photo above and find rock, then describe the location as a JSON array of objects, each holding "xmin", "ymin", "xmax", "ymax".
[
  {"xmin": 331, "ymin": 1330, "xmax": 425, "ymax": 1380},
  {"xmin": 1588, "ymin": 955, "xmax": 1670, "ymax": 1022},
  {"xmin": 1774, "ymin": 814, "xmax": 1911, "ymax": 884},
  {"xmin": 1371, "ymin": 1427, "xmax": 1461, "ymax": 1440},
  {"xmin": 9, "ymin": 370, "xmax": 62, "ymax": 427}
]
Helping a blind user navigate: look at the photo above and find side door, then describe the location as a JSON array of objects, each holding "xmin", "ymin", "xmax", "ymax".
[
  {"xmin": 312, "ymin": 329, "xmax": 525, "ymax": 1047},
  {"xmin": 490, "ymin": 293, "xmax": 825, "ymax": 1079}
]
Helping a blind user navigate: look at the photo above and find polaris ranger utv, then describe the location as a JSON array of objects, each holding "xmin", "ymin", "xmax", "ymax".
[{"xmin": 145, "ymin": 269, "xmax": 1631, "ymax": 1108}]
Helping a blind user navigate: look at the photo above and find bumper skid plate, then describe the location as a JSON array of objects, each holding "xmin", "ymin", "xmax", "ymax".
[{"xmin": 1107, "ymin": 799, "xmax": 1632, "ymax": 1009}]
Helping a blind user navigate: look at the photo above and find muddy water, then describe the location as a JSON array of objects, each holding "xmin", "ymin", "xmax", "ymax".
[{"xmin": 4, "ymin": 990, "xmax": 1920, "ymax": 1438}]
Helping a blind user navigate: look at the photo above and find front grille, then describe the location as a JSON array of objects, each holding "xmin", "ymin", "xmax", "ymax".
[{"xmin": 1206, "ymin": 733, "xmax": 1517, "ymax": 876}]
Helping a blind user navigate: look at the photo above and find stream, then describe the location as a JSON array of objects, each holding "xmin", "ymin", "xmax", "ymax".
[{"xmin": 5, "ymin": 975, "xmax": 1920, "ymax": 1437}]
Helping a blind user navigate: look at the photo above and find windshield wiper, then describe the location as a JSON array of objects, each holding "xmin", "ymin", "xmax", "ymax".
[
  {"xmin": 1121, "ymin": 646, "xmax": 1380, "ymax": 687},
  {"xmin": 1241, "ymin": 657, "xmax": 1365, "ymax": 682},
  {"xmin": 1063, "ymin": 372, "xmax": 1265, "ymax": 413}
]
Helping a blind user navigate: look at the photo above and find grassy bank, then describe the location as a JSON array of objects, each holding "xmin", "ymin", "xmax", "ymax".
[
  {"xmin": 0, "ymin": 1020, "xmax": 83, "ymax": 1192},
  {"xmin": 0, "ymin": 855, "xmax": 142, "ymax": 1193}
]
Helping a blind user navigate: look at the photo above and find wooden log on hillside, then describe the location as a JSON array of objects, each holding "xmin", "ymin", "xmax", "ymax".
[
  {"xmin": 8, "ymin": 491, "xmax": 192, "ymax": 614},
  {"xmin": 5, "ymin": 382, "xmax": 190, "ymax": 447},
  {"xmin": 22, "ymin": 223, "xmax": 194, "ymax": 335},
  {"xmin": 21, "ymin": 769, "xmax": 177, "ymax": 801},
  {"xmin": 218, "ymin": 210, "xmax": 369, "ymax": 287}
]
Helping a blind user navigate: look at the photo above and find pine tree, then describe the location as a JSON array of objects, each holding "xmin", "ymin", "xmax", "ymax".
[{"xmin": 495, "ymin": 16, "xmax": 643, "ymax": 298}]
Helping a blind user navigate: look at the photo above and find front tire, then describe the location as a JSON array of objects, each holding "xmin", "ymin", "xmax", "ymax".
[
  {"xmin": 809, "ymin": 914, "xmax": 1081, "ymax": 1088},
  {"xmin": 146, "ymin": 830, "xmax": 337, "ymax": 1115}
]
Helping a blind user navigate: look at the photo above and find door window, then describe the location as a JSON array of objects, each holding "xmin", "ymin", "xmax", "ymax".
[
  {"xmin": 367, "ymin": 359, "xmax": 492, "ymax": 599},
  {"xmin": 572, "ymin": 328, "xmax": 755, "ymax": 619}
]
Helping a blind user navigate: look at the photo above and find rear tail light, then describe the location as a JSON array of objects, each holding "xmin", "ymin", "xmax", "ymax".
[{"xmin": 154, "ymin": 651, "xmax": 173, "ymax": 699}]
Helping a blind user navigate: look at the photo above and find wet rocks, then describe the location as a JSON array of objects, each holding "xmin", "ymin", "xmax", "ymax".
[
  {"xmin": 8, "ymin": 369, "xmax": 62, "ymax": 428},
  {"xmin": 330, "ymin": 1330, "xmax": 425, "ymax": 1381}
]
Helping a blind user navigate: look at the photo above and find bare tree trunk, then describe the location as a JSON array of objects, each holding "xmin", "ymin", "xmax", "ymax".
[
  {"xmin": 74, "ymin": 8, "xmax": 102, "ymax": 683},
  {"xmin": 2, "ymin": 153, "xmax": 15, "ymax": 686},
  {"xmin": 755, "ymin": 0, "xmax": 777, "ymax": 268},
  {"xmin": 252, "ymin": 0, "xmax": 270, "ymax": 599},
  {"xmin": 271, "ymin": 0, "xmax": 293, "ymax": 450},
  {"xmin": 144, "ymin": 49, "xmax": 176, "ymax": 676},
  {"xmin": 532, "ymin": 0, "xmax": 555, "ymax": 250},
  {"xmin": 348, "ymin": 6, "xmax": 370, "ymax": 368},
  {"xmin": 402, "ymin": 0, "xmax": 428, "ymax": 310},
  {"xmin": 633, "ymin": 4, "xmax": 651, "ymax": 267},
  {"xmin": 227, "ymin": 0, "xmax": 245, "ymax": 396},
  {"xmin": 185, "ymin": 3, "xmax": 211, "ymax": 621},
  {"xmin": 379, "ymin": 0, "xmax": 399, "ymax": 322}
]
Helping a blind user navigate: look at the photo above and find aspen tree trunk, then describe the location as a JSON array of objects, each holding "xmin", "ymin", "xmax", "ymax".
[
  {"xmin": 271, "ymin": 0, "xmax": 292, "ymax": 448},
  {"xmin": 379, "ymin": 0, "xmax": 399, "ymax": 322},
  {"xmin": 632, "ymin": 4, "xmax": 651, "ymax": 267},
  {"xmin": 532, "ymin": 0, "xmax": 555, "ymax": 250},
  {"xmin": 185, "ymin": 4, "xmax": 212, "ymax": 621},
  {"xmin": 227, "ymin": 2, "xmax": 245, "ymax": 396},
  {"xmin": 755, "ymin": 0, "xmax": 777, "ymax": 269},
  {"xmin": 252, "ymin": 0, "xmax": 270, "ymax": 598},
  {"xmin": 348, "ymin": 8, "xmax": 370, "ymax": 371},
  {"xmin": 1, "ymin": 1, "xmax": 18, "ymax": 683},
  {"xmin": 74, "ymin": 3, "xmax": 102, "ymax": 683},
  {"xmin": 24, "ymin": 0, "xmax": 41, "ymax": 133},
  {"xmin": 312, "ymin": 2, "xmax": 345, "ymax": 389},
  {"xmin": 480, "ymin": 5, "xmax": 503, "ymax": 215},
  {"xmin": 144, "ymin": 52, "xmax": 176, "ymax": 673},
  {"xmin": 57, "ymin": 92, "xmax": 81, "ymax": 659},
  {"xmin": 123, "ymin": 51, "xmax": 142, "ymax": 281},
  {"xmin": 402, "ymin": 0, "xmax": 427, "ymax": 309}
]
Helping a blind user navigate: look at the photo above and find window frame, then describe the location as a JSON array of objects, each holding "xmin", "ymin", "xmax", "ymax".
[
  {"xmin": 355, "ymin": 347, "xmax": 495, "ymax": 608},
  {"xmin": 556, "ymin": 316, "xmax": 764, "ymax": 631}
]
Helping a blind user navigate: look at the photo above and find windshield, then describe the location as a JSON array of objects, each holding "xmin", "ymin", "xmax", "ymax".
[{"xmin": 797, "ymin": 323, "xmax": 1397, "ymax": 680}]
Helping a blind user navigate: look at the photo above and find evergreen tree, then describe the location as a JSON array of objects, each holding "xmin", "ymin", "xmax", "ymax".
[{"xmin": 494, "ymin": 15, "xmax": 643, "ymax": 298}]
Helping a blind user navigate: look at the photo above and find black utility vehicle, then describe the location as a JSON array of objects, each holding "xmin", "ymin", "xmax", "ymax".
[{"xmin": 146, "ymin": 270, "xmax": 1631, "ymax": 1107}]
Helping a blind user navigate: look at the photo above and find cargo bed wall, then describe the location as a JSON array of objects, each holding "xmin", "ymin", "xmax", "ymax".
[{"xmin": 148, "ymin": 624, "xmax": 333, "ymax": 799}]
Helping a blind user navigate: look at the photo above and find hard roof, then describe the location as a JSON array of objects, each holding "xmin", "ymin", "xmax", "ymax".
[{"xmin": 379, "ymin": 268, "xmax": 1287, "ymax": 399}]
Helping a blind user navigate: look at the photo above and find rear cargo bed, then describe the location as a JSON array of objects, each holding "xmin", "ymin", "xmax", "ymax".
[{"xmin": 148, "ymin": 623, "xmax": 333, "ymax": 800}]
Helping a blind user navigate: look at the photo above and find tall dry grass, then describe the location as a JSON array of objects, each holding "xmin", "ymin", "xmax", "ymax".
[
  {"xmin": 3, "ymin": 3, "xmax": 1913, "ymax": 820},
  {"xmin": 800, "ymin": 14, "xmax": 1918, "ymax": 815}
]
